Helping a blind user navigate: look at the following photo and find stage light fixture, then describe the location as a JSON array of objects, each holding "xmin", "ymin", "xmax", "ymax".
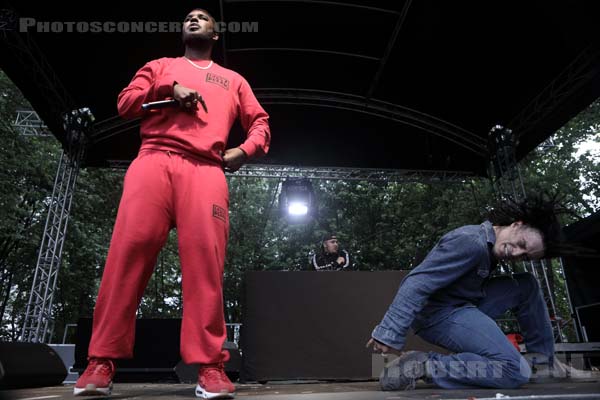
[{"xmin": 279, "ymin": 178, "xmax": 315, "ymax": 221}]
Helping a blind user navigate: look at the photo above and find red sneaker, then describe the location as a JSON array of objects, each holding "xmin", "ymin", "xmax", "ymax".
[
  {"xmin": 195, "ymin": 363, "xmax": 235, "ymax": 399},
  {"xmin": 73, "ymin": 358, "xmax": 115, "ymax": 396}
]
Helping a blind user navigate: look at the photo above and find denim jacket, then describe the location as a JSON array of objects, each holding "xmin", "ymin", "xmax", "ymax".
[{"xmin": 372, "ymin": 221, "xmax": 497, "ymax": 350}]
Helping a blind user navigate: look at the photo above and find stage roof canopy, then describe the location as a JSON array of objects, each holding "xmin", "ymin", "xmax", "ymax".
[{"xmin": 2, "ymin": 0, "xmax": 600, "ymax": 175}]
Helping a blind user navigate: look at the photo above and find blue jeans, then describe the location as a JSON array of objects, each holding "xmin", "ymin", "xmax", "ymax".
[{"xmin": 417, "ymin": 273, "xmax": 554, "ymax": 389}]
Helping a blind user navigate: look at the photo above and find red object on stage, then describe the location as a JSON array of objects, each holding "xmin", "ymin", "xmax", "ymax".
[{"xmin": 506, "ymin": 333, "xmax": 523, "ymax": 351}]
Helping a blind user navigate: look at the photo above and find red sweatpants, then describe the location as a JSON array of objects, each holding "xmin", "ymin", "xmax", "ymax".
[{"xmin": 88, "ymin": 150, "xmax": 230, "ymax": 364}]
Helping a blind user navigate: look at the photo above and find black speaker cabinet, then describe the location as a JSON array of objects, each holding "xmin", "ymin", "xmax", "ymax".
[
  {"xmin": 73, "ymin": 318, "xmax": 239, "ymax": 382},
  {"xmin": 0, "ymin": 342, "xmax": 67, "ymax": 389},
  {"xmin": 577, "ymin": 303, "xmax": 600, "ymax": 342}
]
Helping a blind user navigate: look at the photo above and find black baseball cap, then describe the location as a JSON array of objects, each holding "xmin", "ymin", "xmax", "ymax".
[{"xmin": 322, "ymin": 233, "xmax": 337, "ymax": 242}]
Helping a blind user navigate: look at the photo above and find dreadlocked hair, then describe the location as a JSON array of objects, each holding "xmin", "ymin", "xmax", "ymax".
[{"xmin": 487, "ymin": 193, "xmax": 571, "ymax": 258}]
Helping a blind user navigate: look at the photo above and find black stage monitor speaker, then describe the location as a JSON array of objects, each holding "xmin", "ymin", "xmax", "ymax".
[
  {"xmin": 74, "ymin": 318, "xmax": 181, "ymax": 382},
  {"xmin": 73, "ymin": 318, "xmax": 239, "ymax": 383},
  {"xmin": 576, "ymin": 303, "xmax": 600, "ymax": 367},
  {"xmin": 0, "ymin": 342, "xmax": 67, "ymax": 389},
  {"xmin": 577, "ymin": 303, "xmax": 600, "ymax": 342}
]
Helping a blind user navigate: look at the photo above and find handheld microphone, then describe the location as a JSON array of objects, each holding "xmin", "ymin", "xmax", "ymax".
[
  {"xmin": 141, "ymin": 99, "xmax": 178, "ymax": 110},
  {"xmin": 142, "ymin": 97, "xmax": 208, "ymax": 113}
]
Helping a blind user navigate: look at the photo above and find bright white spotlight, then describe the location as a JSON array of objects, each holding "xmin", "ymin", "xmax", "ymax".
[
  {"xmin": 279, "ymin": 179, "xmax": 315, "ymax": 222},
  {"xmin": 288, "ymin": 202, "xmax": 309, "ymax": 216}
]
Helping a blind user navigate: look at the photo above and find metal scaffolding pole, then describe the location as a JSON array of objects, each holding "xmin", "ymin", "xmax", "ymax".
[
  {"xmin": 231, "ymin": 164, "xmax": 476, "ymax": 183},
  {"xmin": 20, "ymin": 108, "xmax": 94, "ymax": 343},
  {"xmin": 13, "ymin": 110, "xmax": 51, "ymax": 136},
  {"xmin": 104, "ymin": 161, "xmax": 476, "ymax": 184},
  {"xmin": 559, "ymin": 257, "xmax": 582, "ymax": 342}
]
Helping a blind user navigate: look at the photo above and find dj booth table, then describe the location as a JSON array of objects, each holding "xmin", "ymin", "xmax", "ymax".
[{"xmin": 241, "ymin": 271, "xmax": 447, "ymax": 381}]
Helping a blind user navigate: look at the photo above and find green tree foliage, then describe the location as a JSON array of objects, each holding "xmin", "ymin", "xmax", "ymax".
[
  {"xmin": 0, "ymin": 71, "xmax": 60, "ymax": 340},
  {"xmin": 519, "ymin": 100, "xmax": 600, "ymax": 218},
  {"xmin": 53, "ymin": 166, "xmax": 124, "ymax": 342}
]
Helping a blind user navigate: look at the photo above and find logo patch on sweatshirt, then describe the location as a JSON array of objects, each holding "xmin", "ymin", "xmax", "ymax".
[
  {"xmin": 206, "ymin": 73, "xmax": 230, "ymax": 90},
  {"xmin": 212, "ymin": 204, "xmax": 227, "ymax": 222}
]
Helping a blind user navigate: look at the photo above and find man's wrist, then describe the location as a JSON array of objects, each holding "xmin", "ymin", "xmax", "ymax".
[{"xmin": 237, "ymin": 147, "xmax": 248, "ymax": 160}]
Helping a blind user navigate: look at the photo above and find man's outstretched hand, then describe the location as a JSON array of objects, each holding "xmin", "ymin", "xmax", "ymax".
[{"xmin": 366, "ymin": 338, "xmax": 402, "ymax": 355}]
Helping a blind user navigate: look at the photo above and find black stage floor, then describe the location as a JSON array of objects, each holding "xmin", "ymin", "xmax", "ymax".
[{"xmin": 2, "ymin": 380, "xmax": 600, "ymax": 400}]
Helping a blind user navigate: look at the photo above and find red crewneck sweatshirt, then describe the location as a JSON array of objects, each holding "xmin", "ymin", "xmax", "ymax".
[{"xmin": 117, "ymin": 57, "xmax": 270, "ymax": 163}]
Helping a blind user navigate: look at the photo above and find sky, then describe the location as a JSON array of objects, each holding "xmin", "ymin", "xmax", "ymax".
[{"xmin": 575, "ymin": 135, "xmax": 600, "ymax": 159}]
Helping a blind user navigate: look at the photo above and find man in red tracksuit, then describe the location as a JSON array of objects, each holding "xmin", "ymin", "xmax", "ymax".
[{"xmin": 74, "ymin": 8, "xmax": 270, "ymax": 399}]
